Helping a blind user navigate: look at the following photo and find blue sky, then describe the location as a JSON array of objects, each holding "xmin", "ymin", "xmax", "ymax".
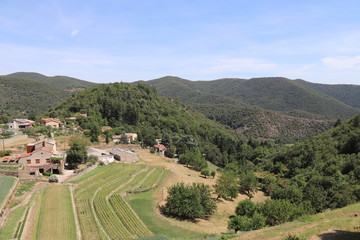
[{"xmin": 1, "ymin": 0, "xmax": 360, "ymax": 84}]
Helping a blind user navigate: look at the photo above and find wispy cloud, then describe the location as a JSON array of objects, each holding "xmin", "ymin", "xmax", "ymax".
[
  {"xmin": 322, "ymin": 55, "xmax": 360, "ymax": 69},
  {"xmin": 70, "ymin": 29, "xmax": 79, "ymax": 37}
]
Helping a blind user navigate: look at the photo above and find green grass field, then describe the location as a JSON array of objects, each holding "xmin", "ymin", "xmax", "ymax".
[
  {"xmin": 0, "ymin": 175, "xmax": 16, "ymax": 206},
  {"xmin": 35, "ymin": 185, "xmax": 77, "ymax": 240},
  {"xmin": 69, "ymin": 165, "xmax": 112, "ymax": 184}
]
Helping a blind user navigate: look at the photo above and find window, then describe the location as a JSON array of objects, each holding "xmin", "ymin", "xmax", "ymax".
[
  {"xmin": 35, "ymin": 159, "xmax": 40, "ymax": 164},
  {"xmin": 46, "ymin": 159, "xmax": 51, "ymax": 163},
  {"xmin": 26, "ymin": 159, "xmax": 31, "ymax": 164}
]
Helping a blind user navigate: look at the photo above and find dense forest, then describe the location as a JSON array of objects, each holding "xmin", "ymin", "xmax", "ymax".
[
  {"xmin": 0, "ymin": 77, "xmax": 70, "ymax": 122},
  {"xmin": 138, "ymin": 76, "xmax": 360, "ymax": 141},
  {"xmin": 47, "ymin": 82, "xmax": 277, "ymax": 167}
]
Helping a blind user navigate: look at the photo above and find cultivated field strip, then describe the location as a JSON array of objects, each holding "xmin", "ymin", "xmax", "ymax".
[
  {"xmin": 75, "ymin": 165, "xmax": 142, "ymax": 240},
  {"xmin": 35, "ymin": 185, "xmax": 77, "ymax": 240},
  {"xmin": 75, "ymin": 164, "xmax": 158, "ymax": 240}
]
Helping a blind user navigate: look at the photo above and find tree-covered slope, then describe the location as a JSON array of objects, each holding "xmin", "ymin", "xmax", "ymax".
[
  {"xmin": 267, "ymin": 115, "xmax": 360, "ymax": 212},
  {"xmin": 137, "ymin": 77, "xmax": 345, "ymax": 141},
  {"xmin": 145, "ymin": 76, "xmax": 359, "ymax": 120},
  {"xmin": 296, "ymin": 79, "xmax": 360, "ymax": 109},
  {"xmin": 48, "ymin": 82, "xmax": 249, "ymax": 166},
  {"xmin": 5, "ymin": 72, "xmax": 96, "ymax": 90},
  {"xmin": 0, "ymin": 76, "xmax": 70, "ymax": 119}
]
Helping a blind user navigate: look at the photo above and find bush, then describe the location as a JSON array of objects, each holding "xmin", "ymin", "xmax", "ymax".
[
  {"xmin": 49, "ymin": 175, "xmax": 58, "ymax": 183},
  {"xmin": 43, "ymin": 171, "xmax": 52, "ymax": 177}
]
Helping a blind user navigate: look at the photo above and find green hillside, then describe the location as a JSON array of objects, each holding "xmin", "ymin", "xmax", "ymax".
[
  {"xmin": 48, "ymin": 82, "xmax": 255, "ymax": 167},
  {"xmin": 145, "ymin": 76, "xmax": 359, "ymax": 119},
  {"xmin": 5, "ymin": 72, "xmax": 96, "ymax": 90},
  {"xmin": 296, "ymin": 79, "xmax": 360, "ymax": 109},
  {"xmin": 0, "ymin": 76, "xmax": 70, "ymax": 119},
  {"xmin": 138, "ymin": 76, "xmax": 355, "ymax": 141}
]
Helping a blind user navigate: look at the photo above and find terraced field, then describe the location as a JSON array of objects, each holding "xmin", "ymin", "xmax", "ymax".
[
  {"xmin": 34, "ymin": 185, "xmax": 77, "ymax": 240},
  {"xmin": 0, "ymin": 175, "xmax": 17, "ymax": 208},
  {"xmin": 74, "ymin": 164, "xmax": 163, "ymax": 240}
]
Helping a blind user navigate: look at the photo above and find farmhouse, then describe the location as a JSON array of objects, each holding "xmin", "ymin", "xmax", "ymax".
[
  {"xmin": 112, "ymin": 133, "xmax": 138, "ymax": 143},
  {"xmin": 87, "ymin": 147, "xmax": 114, "ymax": 164},
  {"xmin": 17, "ymin": 139, "xmax": 64, "ymax": 175},
  {"xmin": 39, "ymin": 118, "xmax": 64, "ymax": 128},
  {"xmin": 154, "ymin": 144, "xmax": 167, "ymax": 154},
  {"xmin": 8, "ymin": 119, "xmax": 34, "ymax": 130}
]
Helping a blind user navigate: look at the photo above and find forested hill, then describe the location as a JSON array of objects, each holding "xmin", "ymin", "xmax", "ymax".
[
  {"xmin": 267, "ymin": 115, "xmax": 360, "ymax": 212},
  {"xmin": 0, "ymin": 76, "xmax": 70, "ymax": 120},
  {"xmin": 48, "ymin": 82, "xmax": 257, "ymax": 166},
  {"xmin": 295, "ymin": 79, "xmax": 360, "ymax": 109},
  {"xmin": 4, "ymin": 72, "xmax": 96, "ymax": 90},
  {"xmin": 142, "ymin": 76, "xmax": 359, "ymax": 119},
  {"xmin": 135, "ymin": 76, "xmax": 359, "ymax": 141}
]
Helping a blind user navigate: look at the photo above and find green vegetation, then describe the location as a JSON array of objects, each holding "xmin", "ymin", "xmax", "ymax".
[
  {"xmin": 34, "ymin": 185, "xmax": 77, "ymax": 240},
  {"xmin": 0, "ymin": 206, "xmax": 27, "ymax": 239},
  {"xmin": 5, "ymin": 72, "xmax": 96, "ymax": 90},
  {"xmin": 16, "ymin": 182, "xmax": 36, "ymax": 197},
  {"xmin": 66, "ymin": 141, "xmax": 88, "ymax": 168},
  {"xmin": 0, "ymin": 76, "xmax": 70, "ymax": 118},
  {"xmin": 74, "ymin": 164, "xmax": 156, "ymax": 240},
  {"xmin": 128, "ymin": 191, "xmax": 204, "ymax": 239},
  {"xmin": 162, "ymin": 182, "xmax": 217, "ymax": 220},
  {"xmin": 238, "ymin": 202, "xmax": 360, "ymax": 239},
  {"xmin": 141, "ymin": 76, "xmax": 360, "ymax": 141},
  {"xmin": 0, "ymin": 176, "xmax": 16, "ymax": 206},
  {"xmin": 48, "ymin": 82, "xmax": 277, "ymax": 167},
  {"xmin": 296, "ymin": 79, "xmax": 360, "ymax": 109},
  {"xmin": 69, "ymin": 164, "xmax": 111, "ymax": 183}
]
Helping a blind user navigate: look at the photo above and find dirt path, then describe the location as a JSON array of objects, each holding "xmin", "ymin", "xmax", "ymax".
[{"xmin": 69, "ymin": 185, "xmax": 82, "ymax": 240}]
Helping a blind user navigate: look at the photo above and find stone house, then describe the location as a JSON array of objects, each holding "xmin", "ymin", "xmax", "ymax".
[{"xmin": 39, "ymin": 118, "xmax": 63, "ymax": 128}]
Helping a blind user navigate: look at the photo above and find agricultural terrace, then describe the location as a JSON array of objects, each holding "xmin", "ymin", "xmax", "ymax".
[
  {"xmin": 0, "ymin": 175, "xmax": 17, "ymax": 207},
  {"xmin": 33, "ymin": 185, "xmax": 77, "ymax": 240},
  {"xmin": 74, "ymin": 164, "xmax": 159, "ymax": 240}
]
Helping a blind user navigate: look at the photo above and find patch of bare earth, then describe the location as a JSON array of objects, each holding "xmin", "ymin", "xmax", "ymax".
[{"xmin": 135, "ymin": 149, "xmax": 269, "ymax": 234}]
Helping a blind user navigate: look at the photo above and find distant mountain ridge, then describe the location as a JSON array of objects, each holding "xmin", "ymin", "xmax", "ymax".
[
  {"xmin": 4, "ymin": 72, "xmax": 96, "ymax": 90},
  {"xmin": 137, "ymin": 76, "xmax": 360, "ymax": 141},
  {"xmin": 295, "ymin": 79, "xmax": 360, "ymax": 109},
  {"xmin": 0, "ymin": 76, "xmax": 70, "ymax": 118}
]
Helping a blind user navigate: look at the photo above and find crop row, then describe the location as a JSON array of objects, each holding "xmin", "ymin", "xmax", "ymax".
[{"xmin": 109, "ymin": 194, "xmax": 152, "ymax": 238}]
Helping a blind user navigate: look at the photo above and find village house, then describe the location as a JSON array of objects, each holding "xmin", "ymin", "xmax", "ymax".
[
  {"xmin": 87, "ymin": 147, "xmax": 114, "ymax": 164},
  {"xmin": 39, "ymin": 118, "xmax": 64, "ymax": 128},
  {"xmin": 107, "ymin": 147, "xmax": 138, "ymax": 163},
  {"xmin": 64, "ymin": 117, "xmax": 77, "ymax": 122},
  {"xmin": 112, "ymin": 133, "xmax": 138, "ymax": 144},
  {"xmin": 154, "ymin": 144, "xmax": 167, "ymax": 154},
  {"xmin": 8, "ymin": 119, "xmax": 34, "ymax": 130},
  {"xmin": 17, "ymin": 139, "xmax": 65, "ymax": 175}
]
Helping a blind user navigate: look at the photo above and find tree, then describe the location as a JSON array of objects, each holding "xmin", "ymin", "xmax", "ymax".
[
  {"xmin": 164, "ymin": 145, "xmax": 176, "ymax": 158},
  {"xmin": 215, "ymin": 170, "xmax": 238, "ymax": 200},
  {"xmin": 162, "ymin": 182, "xmax": 216, "ymax": 220},
  {"xmin": 210, "ymin": 170, "xmax": 216, "ymax": 178},
  {"xmin": 239, "ymin": 172, "xmax": 258, "ymax": 199},
  {"xmin": 201, "ymin": 168, "xmax": 210, "ymax": 178},
  {"xmin": 104, "ymin": 131, "xmax": 111, "ymax": 144},
  {"xmin": 235, "ymin": 199, "xmax": 256, "ymax": 217},
  {"xmin": 66, "ymin": 142, "xmax": 88, "ymax": 168}
]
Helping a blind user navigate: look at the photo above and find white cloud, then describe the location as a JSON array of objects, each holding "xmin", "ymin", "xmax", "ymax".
[
  {"xmin": 322, "ymin": 55, "xmax": 360, "ymax": 69},
  {"xmin": 71, "ymin": 29, "xmax": 79, "ymax": 37},
  {"xmin": 202, "ymin": 58, "xmax": 277, "ymax": 74}
]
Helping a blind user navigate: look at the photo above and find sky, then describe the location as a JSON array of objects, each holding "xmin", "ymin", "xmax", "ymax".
[{"xmin": 1, "ymin": 0, "xmax": 360, "ymax": 84}]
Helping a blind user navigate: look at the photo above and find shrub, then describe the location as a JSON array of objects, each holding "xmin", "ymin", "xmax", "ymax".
[
  {"xmin": 235, "ymin": 199, "xmax": 256, "ymax": 217},
  {"xmin": 49, "ymin": 175, "xmax": 58, "ymax": 183},
  {"xmin": 43, "ymin": 171, "xmax": 52, "ymax": 177}
]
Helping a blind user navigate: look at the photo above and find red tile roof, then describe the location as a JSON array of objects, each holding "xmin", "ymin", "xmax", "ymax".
[{"xmin": 154, "ymin": 144, "xmax": 167, "ymax": 150}]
